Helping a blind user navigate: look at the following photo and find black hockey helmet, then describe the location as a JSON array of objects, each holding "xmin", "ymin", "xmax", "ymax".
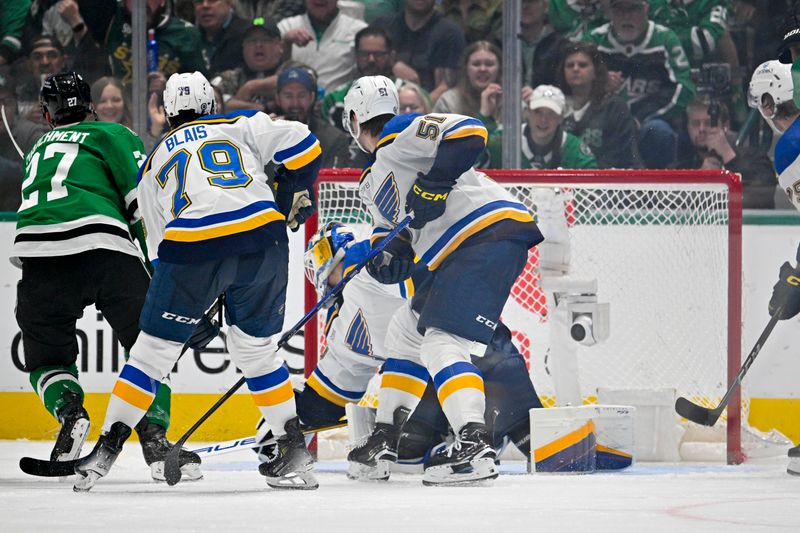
[
  {"xmin": 778, "ymin": 2, "xmax": 800, "ymax": 63},
  {"xmin": 40, "ymin": 72, "xmax": 93, "ymax": 127}
]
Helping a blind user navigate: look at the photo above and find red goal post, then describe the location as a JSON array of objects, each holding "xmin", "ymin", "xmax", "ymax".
[{"xmin": 304, "ymin": 168, "xmax": 743, "ymax": 464}]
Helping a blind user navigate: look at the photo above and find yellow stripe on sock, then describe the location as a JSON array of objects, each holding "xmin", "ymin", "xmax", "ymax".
[
  {"xmin": 111, "ymin": 381, "xmax": 154, "ymax": 411},
  {"xmin": 251, "ymin": 381, "xmax": 294, "ymax": 407},
  {"xmin": 436, "ymin": 374, "xmax": 484, "ymax": 404},
  {"xmin": 381, "ymin": 374, "xmax": 427, "ymax": 398}
]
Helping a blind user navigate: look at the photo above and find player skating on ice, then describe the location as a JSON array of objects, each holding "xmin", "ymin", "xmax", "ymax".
[
  {"xmin": 340, "ymin": 76, "xmax": 544, "ymax": 485},
  {"xmin": 73, "ymin": 71, "xmax": 322, "ymax": 491},
  {"xmin": 750, "ymin": 56, "xmax": 800, "ymax": 476},
  {"xmin": 14, "ymin": 72, "xmax": 203, "ymax": 482}
]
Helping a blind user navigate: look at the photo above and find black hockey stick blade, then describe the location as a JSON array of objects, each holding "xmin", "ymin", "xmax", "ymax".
[
  {"xmin": 674, "ymin": 396, "xmax": 723, "ymax": 426},
  {"xmin": 19, "ymin": 300, "xmax": 225, "ymax": 480},
  {"xmin": 675, "ymin": 313, "xmax": 780, "ymax": 427},
  {"xmin": 19, "ymin": 456, "xmax": 80, "ymax": 477},
  {"xmin": 164, "ymin": 216, "xmax": 413, "ymax": 486}
]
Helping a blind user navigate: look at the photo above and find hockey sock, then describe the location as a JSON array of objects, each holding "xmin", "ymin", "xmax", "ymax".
[
  {"xmin": 144, "ymin": 380, "xmax": 171, "ymax": 429},
  {"xmin": 245, "ymin": 365, "xmax": 296, "ymax": 437},
  {"xmin": 432, "ymin": 361, "xmax": 486, "ymax": 433},
  {"xmin": 103, "ymin": 362, "xmax": 161, "ymax": 432},
  {"xmin": 29, "ymin": 364, "xmax": 84, "ymax": 419},
  {"xmin": 123, "ymin": 349, "xmax": 170, "ymax": 430},
  {"xmin": 376, "ymin": 359, "xmax": 428, "ymax": 425}
]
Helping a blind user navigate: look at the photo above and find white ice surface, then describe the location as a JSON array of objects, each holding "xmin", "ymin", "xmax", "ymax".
[{"xmin": 1, "ymin": 440, "xmax": 798, "ymax": 533}]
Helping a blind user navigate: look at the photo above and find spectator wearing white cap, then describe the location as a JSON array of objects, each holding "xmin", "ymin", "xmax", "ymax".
[{"xmin": 482, "ymin": 84, "xmax": 597, "ymax": 170}]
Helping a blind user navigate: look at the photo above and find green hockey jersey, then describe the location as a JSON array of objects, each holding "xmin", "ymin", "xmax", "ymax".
[
  {"xmin": 320, "ymin": 80, "xmax": 353, "ymax": 130},
  {"xmin": 106, "ymin": 11, "xmax": 207, "ymax": 86},
  {"xmin": 15, "ymin": 120, "xmax": 146, "ymax": 259},
  {"xmin": 649, "ymin": 0, "xmax": 728, "ymax": 65},
  {"xmin": 548, "ymin": 0, "xmax": 607, "ymax": 41},
  {"xmin": 585, "ymin": 21, "xmax": 696, "ymax": 121}
]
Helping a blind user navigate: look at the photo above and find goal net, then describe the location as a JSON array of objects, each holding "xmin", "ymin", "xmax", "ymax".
[{"xmin": 305, "ymin": 169, "xmax": 744, "ymax": 463}]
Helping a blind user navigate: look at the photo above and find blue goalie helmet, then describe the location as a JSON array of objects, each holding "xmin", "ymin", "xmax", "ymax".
[{"xmin": 304, "ymin": 222, "xmax": 357, "ymax": 297}]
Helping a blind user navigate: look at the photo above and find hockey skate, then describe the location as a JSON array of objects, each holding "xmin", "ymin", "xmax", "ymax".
[
  {"xmin": 788, "ymin": 444, "xmax": 800, "ymax": 476},
  {"xmin": 422, "ymin": 422, "xmax": 498, "ymax": 486},
  {"xmin": 73, "ymin": 421, "xmax": 132, "ymax": 492},
  {"xmin": 51, "ymin": 392, "xmax": 90, "ymax": 463},
  {"xmin": 135, "ymin": 419, "xmax": 203, "ymax": 482},
  {"xmin": 258, "ymin": 418, "xmax": 318, "ymax": 490},
  {"xmin": 347, "ymin": 423, "xmax": 400, "ymax": 481}
]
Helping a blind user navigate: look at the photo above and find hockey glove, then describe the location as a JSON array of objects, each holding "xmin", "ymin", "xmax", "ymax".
[
  {"xmin": 186, "ymin": 315, "xmax": 220, "ymax": 351},
  {"xmin": 768, "ymin": 261, "xmax": 800, "ymax": 320},
  {"xmin": 405, "ymin": 172, "xmax": 455, "ymax": 230},
  {"xmin": 366, "ymin": 231, "xmax": 415, "ymax": 285},
  {"xmin": 283, "ymin": 189, "xmax": 315, "ymax": 231},
  {"xmin": 274, "ymin": 165, "xmax": 316, "ymax": 232}
]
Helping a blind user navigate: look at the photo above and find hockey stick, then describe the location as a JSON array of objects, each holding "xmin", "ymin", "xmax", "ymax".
[
  {"xmin": 19, "ymin": 298, "xmax": 224, "ymax": 478},
  {"xmin": 162, "ymin": 214, "xmax": 413, "ymax": 485},
  {"xmin": 1, "ymin": 105, "xmax": 24, "ymax": 159},
  {"xmin": 190, "ymin": 421, "xmax": 347, "ymax": 459},
  {"xmin": 675, "ymin": 249, "xmax": 800, "ymax": 426},
  {"xmin": 675, "ymin": 314, "xmax": 779, "ymax": 426}
]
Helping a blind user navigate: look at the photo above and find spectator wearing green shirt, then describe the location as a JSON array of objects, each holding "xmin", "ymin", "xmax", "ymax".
[
  {"xmin": 482, "ymin": 84, "xmax": 598, "ymax": 170},
  {"xmin": 584, "ymin": 0, "xmax": 695, "ymax": 168}
]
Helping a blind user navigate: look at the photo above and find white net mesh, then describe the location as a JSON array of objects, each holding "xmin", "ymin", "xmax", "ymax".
[{"xmin": 313, "ymin": 172, "xmax": 742, "ymax": 458}]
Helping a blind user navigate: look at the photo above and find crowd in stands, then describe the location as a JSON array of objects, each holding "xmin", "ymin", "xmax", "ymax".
[{"xmin": 0, "ymin": 0, "xmax": 793, "ymax": 210}]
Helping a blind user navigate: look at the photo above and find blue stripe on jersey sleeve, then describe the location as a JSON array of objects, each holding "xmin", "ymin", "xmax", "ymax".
[
  {"xmin": 164, "ymin": 201, "xmax": 278, "ymax": 228},
  {"xmin": 378, "ymin": 113, "xmax": 421, "ymax": 143},
  {"xmin": 442, "ymin": 117, "xmax": 484, "ymax": 137},
  {"xmin": 274, "ymin": 132, "xmax": 318, "ymax": 162}
]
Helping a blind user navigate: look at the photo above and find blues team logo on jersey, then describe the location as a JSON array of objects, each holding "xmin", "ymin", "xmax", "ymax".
[
  {"xmin": 374, "ymin": 173, "xmax": 401, "ymax": 224},
  {"xmin": 345, "ymin": 309, "xmax": 373, "ymax": 356}
]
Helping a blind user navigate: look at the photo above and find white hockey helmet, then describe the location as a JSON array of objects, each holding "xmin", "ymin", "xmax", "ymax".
[
  {"xmin": 163, "ymin": 71, "xmax": 216, "ymax": 124},
  {"xmin": 747, "ymin": 60, "xmax": 793, "ymax": 121},
  {"xmin": 304, "ymin": 222, "xmax": 357, "ymax": 298},
  {"xmin": 342, "ymin": 75, "xmax": 399, "ymax": 151}
]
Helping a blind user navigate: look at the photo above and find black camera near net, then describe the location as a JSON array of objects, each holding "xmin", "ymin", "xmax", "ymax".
[{"xmin": 691, "ymin": 63, "xmax": 732, "ymax": 127}]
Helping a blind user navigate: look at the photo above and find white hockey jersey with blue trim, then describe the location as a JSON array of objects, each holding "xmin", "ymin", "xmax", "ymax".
[
  {"xmin": 358, "ymin": 113, "xmax": 536, "ymax": 270},
  {"xmin": 306, "ymin": 266, "xmax": 412, "ymax": 404},
  {"xmin": 138, "ymin": 110, "xmax": 320, "ymax": 263}
]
